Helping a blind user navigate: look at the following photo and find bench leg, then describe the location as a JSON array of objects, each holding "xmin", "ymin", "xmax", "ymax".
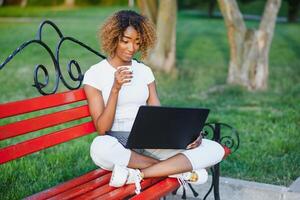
[
  {"xmin": 213, "ymin": 123, "xmax": 221, "ymax": 200},
  {"xmin": 203, "ymin": 166, "xmax": 220, "ymax": 200},
  {"xmin": 204, "ymin": 123, "xmax": 221, "ymax": 200},
  {"xmin": 213, "ymin": 163, "xmax": 220, "ymax": 200}
]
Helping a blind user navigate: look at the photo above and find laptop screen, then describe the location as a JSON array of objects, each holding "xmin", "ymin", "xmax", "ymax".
[{"xmin": 126, "ymin": 106, "xmax": 210, "ymax": 149}]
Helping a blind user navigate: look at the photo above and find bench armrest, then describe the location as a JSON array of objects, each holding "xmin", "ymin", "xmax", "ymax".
[{"xmin": 203, "ymin": 122, "xmax": 240, "ymax": 153}]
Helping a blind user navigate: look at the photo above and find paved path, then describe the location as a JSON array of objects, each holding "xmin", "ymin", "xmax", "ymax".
[{"xmin": 167, "ymin": 176, "xmax": 300, "ymax": 200}]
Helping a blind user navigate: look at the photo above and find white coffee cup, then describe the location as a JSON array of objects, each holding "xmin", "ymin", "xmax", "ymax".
[{"xmin": 117, "ymin": 65, "xmax": 133, "ymax": 86}]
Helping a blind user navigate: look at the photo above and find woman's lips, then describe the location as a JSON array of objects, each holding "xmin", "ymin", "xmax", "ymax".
[
  {"xmin": 124, "ymin": 53, "xmax": 133, "ymax": 57},
  {"xmin": 124, "ymin": 53, "xmax": 133, "ymax": 59}
]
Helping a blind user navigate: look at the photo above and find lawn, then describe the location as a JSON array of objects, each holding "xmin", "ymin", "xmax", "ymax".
[{"xmin": 0, "ymin": 6, "xmax": 299, "ymax": 200}]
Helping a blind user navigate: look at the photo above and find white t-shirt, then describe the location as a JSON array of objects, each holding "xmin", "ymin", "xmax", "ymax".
[{"xmin": 83, "ymin": 59, "xmax": 155, "ymax": 131}]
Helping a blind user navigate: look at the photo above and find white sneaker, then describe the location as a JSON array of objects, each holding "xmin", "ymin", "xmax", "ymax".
[
  {"xmin": 169, "ymin": 169, "xmax": 208, "ymax": 185},
  {"xmin": 109, "ymin": 165, "xmax": 143, "ymax": 194}
]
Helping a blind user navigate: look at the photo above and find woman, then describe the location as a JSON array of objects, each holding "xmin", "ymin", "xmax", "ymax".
[{"xmin": 83, "ymin": 10, "xmax": 225, "ymax": 194}]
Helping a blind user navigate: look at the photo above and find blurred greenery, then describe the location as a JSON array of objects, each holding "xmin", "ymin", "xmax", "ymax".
[
  {"xmin": 0, "ymin": 0, "xmax": 292, "ymax": 19},
  {"xmin": 2, "ymin": 0, "xmax": 128, "ymax": 6},
  {"xmin": 178, "ymin": 0, "xmax": 289, "ymax": 17},
  {"xmin": 0, "ymin": 4, "xmax": 299, "ymax": 200}
]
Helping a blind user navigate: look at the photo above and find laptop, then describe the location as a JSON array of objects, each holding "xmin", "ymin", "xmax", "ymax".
[{"xmin": 124, "ymin": 106, "xmax": 210, "ymax": 149}]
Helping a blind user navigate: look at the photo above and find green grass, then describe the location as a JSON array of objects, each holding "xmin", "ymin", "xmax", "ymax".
[{"xmin": 0, "ymin": 6, "xmax": 300, "ymax": 200}]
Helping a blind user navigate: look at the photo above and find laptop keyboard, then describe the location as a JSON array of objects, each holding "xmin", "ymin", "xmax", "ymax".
[{"xmin": 106, "ymin": 131, "xmax": 130, "ymax": 147}]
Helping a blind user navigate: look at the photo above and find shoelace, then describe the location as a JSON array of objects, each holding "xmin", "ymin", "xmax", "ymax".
[
  {"xmin": 175, "ymin": 177, "xmax": 199, "ymax": 199},
  {"xmin": 176, "ymin": 177, "xmax": 187, "ymax": 199},
  {"xmin": 134, "ymin": 170, "xmax": 142, "ymax": 194},
  {"xmin": 177, "ymin": 176, "xmax": 188, "ymax": 189}
]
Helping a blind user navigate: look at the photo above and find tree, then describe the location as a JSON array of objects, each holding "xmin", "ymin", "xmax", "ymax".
[
  {"xmin": 64, "ymin": 0, "xmax": 75, "ymax": 7},
  {"xmin": 20, "ymin": 0, "xmax": 27, "ymax": 7},
  {"xmin": 128, "ymin": 0, "xmax": 134, "ymax": 7},
  {"xmin": 218, "ymin": 0, "xmax": 282, "ymax": 90},
  {"xmin": 137, "ymin": 0, "xmax": 177, "ymax": 73},
  {"xmin": 208, "ymin": 0, "xmax": 217, "ymax": 17},
  {"xmin": 287, "ymin": 0, "xmax": 300, "ymax": 22}
]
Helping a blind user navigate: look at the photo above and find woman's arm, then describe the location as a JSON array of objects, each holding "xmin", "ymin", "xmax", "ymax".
[
  {"xmin": 84, "ymin": 85, "xmax": 119, "ymax": 135},
  {"xmin": 84, "ymin": 67, "xmax": 132, "ymax": 134},
  {"xmin": 147, "ymin": 81, "xmax": 161, "ymax": 106}
]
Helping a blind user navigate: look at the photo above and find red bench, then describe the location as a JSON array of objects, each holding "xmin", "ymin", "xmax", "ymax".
[
  {"xmin": 0, "ymin": 88, "xmax": 234, "ymax": 200},
  {"xmin": 0, "ymin": 20, "xmax": 239, "ymax": 200}
]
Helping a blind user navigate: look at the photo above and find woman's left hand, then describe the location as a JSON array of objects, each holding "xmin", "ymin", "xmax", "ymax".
[{"xmin": 186, "ymin": 133, "xmax": 203, "ymax": 149}]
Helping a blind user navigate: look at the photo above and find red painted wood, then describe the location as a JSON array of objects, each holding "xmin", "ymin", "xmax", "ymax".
[
  {"xmin": 0, "ymin": 105, "xmax": 90, "ymax": 141},
  {"xmin": 26, "ymin": 145, "xmax": 232, "ymax": 200},
  {"xmin": 0, "ymin": 87, "xmax": 235, "ymax": 199},
  {"xmin": 47, "ymin": 173, "xmax": 112, "ymax": 200},
  {"xmin": 0, "ymin": 88, "xmax": 86, "ymax": 119},
  {"xmin": 73, "ymin": 183, "xmax": 116, "ymax": 200},
  {"xmin": 95, "ymin": 178, "xmax": 164, "ymax": 200},
  {"xmin": 25, "ymin": 169, "xmax": 109, "ymax": 200},
  {"xmin": 223, "ymin": 146, "xmax": 231, "ymax": 159},
  {"xmin": 0, "ymin": 121, "xmax": 96, "ymax": 164},
  {"xmin": 130, "ymin": 178, "xmax": 180, "ymax": 200}
]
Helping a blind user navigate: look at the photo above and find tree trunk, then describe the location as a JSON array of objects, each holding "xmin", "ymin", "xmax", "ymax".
[
  {"xmin": 20, "ymin": 0, "xmax": 27, "ymax": 7},
  {"xmin": 287, "ymin": 0, "xmax": 300, "ymax": 22},
  {"xmin": 208, "ymin": 0, "xmax": 216, "ymax": 17},
  {"xmin": 138, "ymin": 0, "xmax": 177, "ymax": 73},
  {"xmin": 137, "ymin": 0, "xmax": 158, "ymax": 24},
  {"xmin": 128, "ymin": 0, "xmax": 134, "ymax": 7},
  {"xmin": 64, "ymin": 0, "xmax": 75, "ymax": 7},
  {"xmin": 218, "ymin": 0, "xmax": 281, "ymax": 90}
]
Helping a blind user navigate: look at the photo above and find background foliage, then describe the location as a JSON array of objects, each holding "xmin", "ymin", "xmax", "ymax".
[{"xmin": 0, "ymin": 2, "xmax": 299, "ymax": 200}]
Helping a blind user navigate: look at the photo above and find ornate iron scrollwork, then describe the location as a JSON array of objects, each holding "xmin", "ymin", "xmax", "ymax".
[
  {"xmin": 0, "ymin": 20, "xmax": 106, "ymax": 95},
  {"xmin": 202, "ymin": 122, "xmax": 240, "ymax": 200},
  {"xmin": 203, "ymin": 122, "xmax": 240, "ymax": 153}
]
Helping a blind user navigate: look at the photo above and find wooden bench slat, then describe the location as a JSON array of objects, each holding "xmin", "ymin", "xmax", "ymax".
[
  {"xmin": 131, "ymin": 178, "xmax": 180, "ymax": 200},
  {"xmin": 24, "ymin": 146, "xmax": 231, "ymax": 200},
  {"xmin": 73, "ymin": 183, "xmax": 116, "ymax": 200},
  {"xmin": 0, "ymin": 105, "xmax": 90, "ymax": 141},
  {"xmin": 95, "ymin": 178, "xmax": 164, "ymax": 200},
  {"xmin": 0, "ymin": 85, "xmax": 236, "ymax": 199},
  {"xmin": 0, "ymin": 121, "xmax": 96, "ymax": 164},
  {"xmin": 25, "ymin": 169, "xmax": 109, "ymax": 200},
  {"xmin": 47, "ymin": 173, "xmax": 112, "ymax": 200},
  {"xmin": 223, "ymin": 146, "xmax": 232, "ymax": 159},
  {"xmin": 0, "ymin": 89, "xmax": 86, "ymax": 119}
]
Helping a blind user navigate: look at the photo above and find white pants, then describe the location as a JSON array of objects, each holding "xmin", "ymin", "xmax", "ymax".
[{"xmin": 90, "ymin": 135, "xmax": 225, "ymax": 171}]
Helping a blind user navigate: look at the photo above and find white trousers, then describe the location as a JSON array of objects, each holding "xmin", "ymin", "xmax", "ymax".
[{"xmin": 90, "ymin": 135, "xmax": 225, "ymax": 171}]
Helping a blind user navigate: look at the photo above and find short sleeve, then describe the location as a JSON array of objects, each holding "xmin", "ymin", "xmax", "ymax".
[
  {"xmin": 145, "ymin": 66, "xmax": 155, "ymax": 84},
  {"xmin": 82, "ymin": 67, "xmax": 102, "ymax": 91}
]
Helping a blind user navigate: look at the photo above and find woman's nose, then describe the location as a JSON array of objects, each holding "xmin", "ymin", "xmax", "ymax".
[
  {"xmin": 127, "ymin": 42, "xmax": 137, "ymax": 52},
  {"xmin": 127, "ymin": 43, "xmax": 134, "ymax": 52}
]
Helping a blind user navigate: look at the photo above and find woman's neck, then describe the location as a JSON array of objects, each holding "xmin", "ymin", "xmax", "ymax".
[{"xmin": 107, "ymin": 57, "xmax": 132, "ymax": 69}]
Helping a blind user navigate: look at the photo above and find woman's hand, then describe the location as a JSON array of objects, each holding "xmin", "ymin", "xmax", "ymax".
[
  {"xmin": 112, "ymin": 66, "xmax": 133, "ymax": 91},
  {"xmin": 186, "ymin": 133, "xmax": 203, "ymax": 149}
]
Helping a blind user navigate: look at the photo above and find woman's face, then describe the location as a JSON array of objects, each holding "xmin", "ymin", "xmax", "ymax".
[{"xmin": 114, "ymin": 26, "xmax": 140, "ymax": 63}]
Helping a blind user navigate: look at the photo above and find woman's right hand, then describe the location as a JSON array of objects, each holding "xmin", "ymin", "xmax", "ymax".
[{"xmin": 113, "ymin": 66, "xmax": 133, "ymax": 91}]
